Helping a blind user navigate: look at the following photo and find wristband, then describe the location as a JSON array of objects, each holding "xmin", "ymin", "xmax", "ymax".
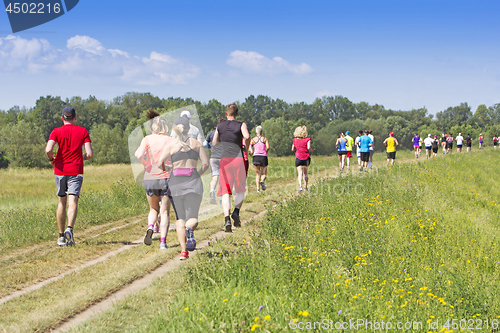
[{"xmin": 48, "ymin": 157, "xmax": 54, "ymax": 162}]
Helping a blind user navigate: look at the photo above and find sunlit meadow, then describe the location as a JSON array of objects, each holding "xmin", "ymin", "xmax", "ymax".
[{"xmin": 140, "ymin": 149, "xmax": 500, "ymax": 332}]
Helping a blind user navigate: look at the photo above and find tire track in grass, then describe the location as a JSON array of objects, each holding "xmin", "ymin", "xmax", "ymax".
[{"xmin": 52, "ymin": 209, "xmax": 269, "ymax": 333}]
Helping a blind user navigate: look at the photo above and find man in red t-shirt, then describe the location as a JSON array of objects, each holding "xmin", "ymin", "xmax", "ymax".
[{"xmin": 45, "ymin": 106, "xmax": 93, "ymax": 246}]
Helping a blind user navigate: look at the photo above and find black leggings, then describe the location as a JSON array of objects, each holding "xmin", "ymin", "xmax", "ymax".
[{"xmin": 172, "ymin": 193, "xmax": 202, "ymax": 220}]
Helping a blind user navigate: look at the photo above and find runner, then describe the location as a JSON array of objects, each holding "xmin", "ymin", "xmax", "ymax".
[
  {"xmin": 204, "ymin": 118, "xmax": 224, "ymax": 204},
  {"xmin": 419, "ymin": 136, "xmax": 424, "ymax": 157},
  {"xmin": 344, "ymin": 130, "xmax": 354, "ymax": 171},
  {"xmin": 479, "ymin": 134, "xmax": 483, "ymax": 149},
  {"xmin": 159, "ymin": 116, "xmax": 208, "ymax": 260},
  {"xmin": 441, "ymin": 133, "xmax": 447, "ymax": 154},
  {"xmin": 212, "ymin": 104, "xmax": 250, "ymax": 233},
  {"xmin": 170, "ymin": 110, "xmax": 203, "ymax": 143},
  {"xmin": 432, "ymin": 135, "xmax": 439, "ymax": 157},
  {"xmin": 292, "ymin": 125, "xmax": 311, "ymax": 191},
  {"xmin": 412, "ymin": 133, "xmax": 420, "ymax": 158},
  {"xmin": 465, "ymin": 133, "xmax": 472, "ymax": 152},
  {"xmin": 446, "ymin": 132, "xmax": 454, "ymax": 154},
  {"xmin": 335, "ymin": 132, "xmax": 347, "ymax": 173},
  {"xmin": 359, "ymin": 130, "xmax": 373, "ymax": 172},
  {"xmin": 423, "ymin": 134, "xmax": 434, "ymax": 159},
  {"xmin": 493, "ymin": 135, "xmax": 498, "ymax": 149},
  {"xmin": 383, "ymin": 132, "xmax": 398, "ymax": 166},
  {"xmin": 134, "ymin": 109, "xmax": 176, "ymax": 249},
  {"xmin": 456, "ymin": 133, "xmax": 464, "ymax": 153},
  {"xmin": 355, "ymin": 130, "xmax": 363, "ymax": 170},
  {"xmin": 248, "ymin": 126, "xmax": 270, "ymax": 193},
  {"xmin": 45, "ymin": 106, "xmax": 93, "ymax": 247},
  {"xmin": 368, "ymin": 130, "xmax": 375, "ymax": 168}
]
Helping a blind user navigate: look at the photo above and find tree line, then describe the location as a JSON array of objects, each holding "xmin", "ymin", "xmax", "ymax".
[{"xmin": 0, "ymin": 92, "xmax": 499, "ymax": 168}]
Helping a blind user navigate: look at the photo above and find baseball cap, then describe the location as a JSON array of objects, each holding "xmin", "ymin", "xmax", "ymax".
[
  {"xmin": 364, "ymin": 130, "xmax": 369, "ymax": 134},
  {"xmin": 62, "ymin": 106, "xmax": 75, "ymax": 119},
  {"xmin": 459, "ymin": 133, "xmax": 462, "ymax": 136},
  {"xmin": 428, "ymin": 134, "xmax": 431, "ymax": 137},
  {"xmin": 180, "ymin": 110, "xmax": 191, "ymax": 119},
  {"xmin": 389, "ymin": 132, "xmax": 394, "ymax": 137},
  {"xmin": 346, "ymin": 131, "xmax": 350, "ymax": 135},
  {"xmin": 174, "ymin": 116, "xmax": 190, "ymax": 132}
]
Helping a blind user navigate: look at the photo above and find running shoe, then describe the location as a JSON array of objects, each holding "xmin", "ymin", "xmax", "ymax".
[
  {"xmin": 260, "ymin": 181, "xmax": 266, "ymax": 191},
  {"xmin": 210, "ymin": 190, "xmax": 216, "ymax": 204},
  {"xmin": 57, "ymin": 236, "xmax": 66, "ymax": 246},
  {"xmin": 224, "ymin": 219, "xmax": 232, "ymax": 233},
  {"xmin": 231, "ymin": 211, "xmax": 241, "ymax": 228},
  {"xmin": 180, "ymin": 251, "xmax": 189, "ymax": 260},
  {"xmin": 160, "ymin": 242, "xmax": 169, "ymax": 250},
  {"xmin": 153, "ymin": 225, "xmax": 159, "ymax": 233},
  {"xmin": 299, "ymin": 187, "xmax": 303, "ymax": 192},
  {"xmin": 185, "ymin": 227, "xmax": 196, "ymax": 251},
  {"xmin": 64, "ymin": 228, "xmax": 74, "ymax": 246},
  {"xmin": 257, "ymin": 189, "xmax": 261, "ymax": 194},
  {"xmin": 144, "ymin": 227, "xmax": 153, "ymax": 245}
]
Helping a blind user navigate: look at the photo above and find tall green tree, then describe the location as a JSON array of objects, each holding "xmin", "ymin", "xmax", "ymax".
[{"xmin": 0, "ymin": 121, "xmax": 47, "ymax": 168}]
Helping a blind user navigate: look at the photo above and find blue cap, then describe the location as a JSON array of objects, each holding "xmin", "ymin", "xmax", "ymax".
[{"xmin": 346, "ymin": 131, "xmax": 350, "ymax": 135}]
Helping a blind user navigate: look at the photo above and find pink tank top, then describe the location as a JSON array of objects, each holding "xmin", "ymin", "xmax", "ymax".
[{"xmin": 253, "ymin": 137, "xmax": 267, "ymax": 156}]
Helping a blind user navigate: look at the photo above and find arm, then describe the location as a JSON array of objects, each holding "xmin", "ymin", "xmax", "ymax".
[
  {"xmin": 383, "ymin": 138, "xmax": 388, "ymax": 146},
  {"xmin": 395, "ymin": 138, "xmax": 399, "ymax": 146},
  {"xmin": 212, "ymin": 129, "xmax": 220, "ymax": 146},
  {"xmin": 291, "ymin": 142, "xmax": 296, "ymax": 151},
  {"xmin": 134, "ymin": 137, "xmax": 147, "ymax": 161},
  {"xmin": 83, "ymin": 142, "xmax": 93, "ymax": 160},
  {"xmin": 197, "ymin": 141, "xmax": 209, "ymax": 176},
  {"xmin": 248, "ymin": 137, "xmax": 255, "ymax": 155},
  {"xmin": 45, "ymin": 140, "xmax": 56, "ymax": 164},
  {"xmin": 241, "ymin": 123, "xmax": 250, "ymax": 151},
  {"xmin": 265, "ymin": 137, "xmax": 270, "ymax": 152},
  {"xmin": 307, "ymin": 139, "xmax": 312, "ymax": 152}
]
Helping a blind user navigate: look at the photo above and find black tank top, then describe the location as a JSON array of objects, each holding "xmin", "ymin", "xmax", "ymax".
[{"xmin": 216, "ymin": 120, "xmax": 243, "ymax": 157}]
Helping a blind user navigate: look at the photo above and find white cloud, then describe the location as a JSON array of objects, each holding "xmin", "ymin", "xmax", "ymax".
[
  {"xmin": 227, "ymin": 50, "xmax": 312, "ymax": 75},
  {"xmin": 315, "ymin": 90, "xmax": 336, "ymax": 98},
  {"xmin": 0, "ymin": 35, "xmax": 199, "ymax": 84}
]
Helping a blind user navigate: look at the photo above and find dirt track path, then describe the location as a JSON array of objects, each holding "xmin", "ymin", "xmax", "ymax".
[{"xmin": 52, "ymin": 209, "xmax": 268, "ymax": 332}]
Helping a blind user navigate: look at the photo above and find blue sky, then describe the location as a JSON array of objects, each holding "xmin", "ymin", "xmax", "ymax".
[{"xmin": 0, "ymin": 0, "xmax": 499, "ymax": 115}]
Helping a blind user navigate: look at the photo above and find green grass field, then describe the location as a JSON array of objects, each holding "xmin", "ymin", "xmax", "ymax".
[
  {"xmin": 68, "ymin": 148, "xmax": 500, "ymax": 332},
  {"xmin": 3, "ymin": 148, "xmax": 496, "ymax": 332}
]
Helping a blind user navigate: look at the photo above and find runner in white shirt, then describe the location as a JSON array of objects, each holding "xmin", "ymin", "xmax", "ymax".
[
  {"xmin": 423, "ymin": 134, "xmax": 434, "ymax": 159},
  {"xmin": 456, "ymin": 133, "xmax": 464, "ymax": 153},
  {"xmin": 355, "ymin": 130, "xmax": 363, "ymax": 171}
]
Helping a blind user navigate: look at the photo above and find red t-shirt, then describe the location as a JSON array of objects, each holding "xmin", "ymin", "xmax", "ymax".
[
  {"xmin": 48, "ymin": 124, "xmax": 91, "ymax": 175},
  {"xmin": 293, "ymin": 137, "xmax": 311, "ymax": 160}
]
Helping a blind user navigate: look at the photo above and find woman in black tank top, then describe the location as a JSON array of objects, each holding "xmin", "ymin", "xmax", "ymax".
[{"xmin": 159, "ymin": 116, "xmax": 208, "ymax": 260}]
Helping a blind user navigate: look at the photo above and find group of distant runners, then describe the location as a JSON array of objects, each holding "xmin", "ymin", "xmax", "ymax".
[{"xmin": 45, "ymin": 104, "xmax": 496, "ymax": 260}]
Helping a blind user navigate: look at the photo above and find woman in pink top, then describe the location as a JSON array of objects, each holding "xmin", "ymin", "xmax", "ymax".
[
  {"xmin": 291, "ymin": 126, "xmax": 311, "ymax": 192},
  {"xmin": 249, "ymin": 126, "xmax": 270, "ymax": 193},
  {"xmin": 134, "ymin": 109, "xmax": 176, "ymax": 249}
]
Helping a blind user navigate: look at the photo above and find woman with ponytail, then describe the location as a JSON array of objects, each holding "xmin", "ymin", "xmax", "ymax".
[
  {"xmin": 134, "ymin": 109, "xmax": 176, "ymax": 249},
  {"xmin": 159, "ymin": 116, "xmax": 209, "ymax": 260}
]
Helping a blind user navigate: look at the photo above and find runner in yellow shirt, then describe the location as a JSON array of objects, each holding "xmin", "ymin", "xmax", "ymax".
[
  {"xmin": 383, "ymin": 132, "xmax": 399, "ymax": 167},
  {"xmin": 344, "ymin": 131, "xmax": 354, "ymax": 171}
]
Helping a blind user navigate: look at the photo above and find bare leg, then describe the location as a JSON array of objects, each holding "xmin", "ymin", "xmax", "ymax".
[
  {"xmin": 67, "ymin": 195, "xmax": 79, "ymax": 228},
  {"xmin": 210, "ymin": 175, "xmax": 219, "ymax": 191},
  {"xmin": 260, "ymin": 166, "xmax": 267, "ymax": 182},
  {"xmin": 57, "ymin": 196, "xmax": 67, "ymax": 233},
  {"xmin": 297, "ymin": 166, "xmax": 303, "ymax": 189},
  {"xmin": 160, "ymin": 196, "xmax": 170, "ymax": 240},
  {"xmin": 146, "ymin": 195, "xmax": 160, "ymax": 226},
  {"xmin": 234, "ymin": 191, "xmax": 245, "ymax": 209},
  {"xmin": 222, "ymin": 193, "xmax": 232, "ymax": 216},
  {"xmin": 254, "ymin": 165, "xmax": 261, "ymax": 191},
  {"xmin": 303, "ymin": 166, "xmax": 309, "ymax": 189},
  {"xmin": 176, "ymin": 219, "xmax": 186, "ymax": 252}
]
